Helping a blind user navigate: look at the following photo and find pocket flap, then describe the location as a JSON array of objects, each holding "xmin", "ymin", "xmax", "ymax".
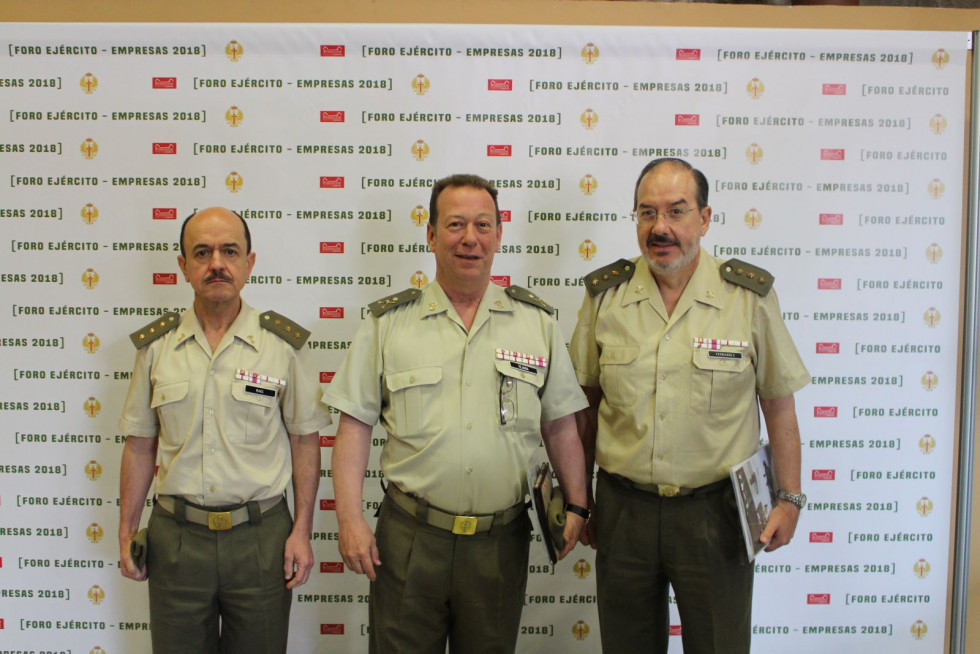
[
  {"xmin": 231, "ymin": 380, "xmax": 279, "ymax": 407},
  {"xmin": 599, "ymin": 345, "xmax": 638, "ymax": 366},
  {"xmin": 150, "ymin": 380, "xmax": 188, "ymax": 408},
  {"xmin": 692, "ymin": 348, "xmax": 750, "ymax": 373},
  {"xmin": 495, "ymin": 359, "xmax": 545, "ymax": 389},
  {"xmin": 385, "ymin": 366, "xmax": 442, "ymax": 393}
]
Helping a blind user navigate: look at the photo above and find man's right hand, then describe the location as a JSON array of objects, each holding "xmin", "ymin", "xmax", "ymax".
[
  {"xmin": 119, "ymin": 534, "xmax": 147, "ymax": 581},
  {"xmin": 338, "ymin": 517, "xmax": 381, "ymax": 581},
  {"xmin": 578, "ymin": 498, "xmax": 598, "ymax": 549}
]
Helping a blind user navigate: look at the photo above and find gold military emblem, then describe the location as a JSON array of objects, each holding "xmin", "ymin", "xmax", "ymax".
[
  {"xmin": 579, "ymin": 174, "xmax": 598, "ymax": 196},
  {"xmin": 572, "ymin": 620, "xmax": 591, "ymax": 640},
  {"xmin": 85, "ymin": 460, "xmax": 103, "ymax": 481},
  {"xmin": 744, "ymin": 208, "xmax": 762, "ymax": 229},
  {"xmin": 580, "ymin": 108, "xmax": 599, "ymax": 130},
  {"xmin": 915, "ymin": 497, "xmax": 934, "ymax": 517},
  {"xmin": 83, "ymin": 333, "xmax": 100, "ymax": 354},
  {"xmin": 81, "ymin": 203, "xmax": 99, "ymax": 225},
  {"xmin": 581, "ymin": 43, "xmax": 599, "ymax": 64},
  {"xmin": 923, "ymin": 307, "xmax": 940, "ymax": 328},
  {"xmin": 226, "ymin": 171, "xmax": 244, "ymax": 193},
  {"xmin": 921, "ymin": 371, "xmax": 938, "ymax": 391},
  {"xmin": 918, "ymin": 433, "xmax": 936, "ymax": 454},
  {"xmin": 79, "ymin": 72, "xmax": 98, "ymax": 94},
  {"xmin": 80, "ymin": 138, "xmax": 99, "ymax": 160},
  {"xmin": 225, "ymin": 105, "xmax": 244, "ymax": 127},
  {"xmin": 578, "ymin": 239, "xmax": 597, "ymax": 261},
  {"xmin": 412, "ymin": 74, "xmax": 430, "ymax": 96},
  {"xmin": 927, "ymin": 178, "xmax": 945, "ymax": 200},
  {"xmin": 746, "ymin": 77, "xmax": 764, "ymax": 99},
  {"xmin": 745, "ymin": 143, "xmax": 763, "ymax": 165},
  {"xmin": 910, "ymin": 620, "xmax": 928, "ymax": 640},
  {"xmin": 410, "ymin": 205, "xmax": 428, "ymax": 226},
  {"xmin": 411, "ymin": 140, "xmax": 430, "ymax": 162},
  {"xmin": 926, "ymin": 243, "xmax": 943, "ymax": 264},
  {"xmin": 87, "ymin": 585, "xmax": 106, "ymax": 605},
  {"xmin": 410, "ymin": 270, "xmax": 428, "ymax": 289},
  {"xmin": 929, "ymin": 113, "xmax": 947, "ymax": 135},
  {"xmin": 573, "ymin": 559, "xmax": 592, "ymax": 579},
  {"xmin": 90, "ymin": 648, "xmax": 107, "ymax": 654},
  {"xmin": 84, "ymin": 396, "xmax": 101, "ymax": 418},
  {"xmin": 913, "ymin": 558, "xmax": 931, "ymax": 579},
  {"xmin": 931, "ymin": 48, "xmax": 949, "ymax": 70},
  {"xmin": 225, "ymin": 40, "xmax": 244, "ymax": 62},
  {"xmin": 81, "ymin": 268, "xmax": 100, "ymax": 290},
  {"xmin": 86, "ymin": 522, "xmax": 104, "ymax": 544}
]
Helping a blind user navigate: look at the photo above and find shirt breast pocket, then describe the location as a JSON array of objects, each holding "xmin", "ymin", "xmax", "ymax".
[
  {"xmin": 150, "ymin": 380, "xmax": 189, "ymax": 443},
  {"xmin": 494, "ymin": 359, "xmax": 545, "ymax": 434},
  {"xmin": 691, "ymin": 349, "xmax": 752, "ymax": 414},
  {"xmin": 598, "ymin": 345, "xmax": 639, "ymax": 409},
  {"xmin": 231, "ymin": 380, "xmax": 280, "ymax": 443},
  {"xmin": 386, "ymin": 366, "xmax": 442, "ymax": 444}
]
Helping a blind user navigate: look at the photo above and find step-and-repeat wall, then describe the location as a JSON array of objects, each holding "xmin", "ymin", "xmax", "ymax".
[{"xmin": 0, "ymin": 22, "xmax": 968, "ymax": 653}]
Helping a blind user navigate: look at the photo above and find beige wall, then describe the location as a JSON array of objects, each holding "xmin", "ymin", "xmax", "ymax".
[{"xmin": 2, "ymin": 1, "xmax": 980, "ymax": 651}]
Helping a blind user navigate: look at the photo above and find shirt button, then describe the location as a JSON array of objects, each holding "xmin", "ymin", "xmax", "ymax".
[
  {"xmin": 658, "ymin": 414, "xmax": 665, "ymax": 421},
  {"xmin": 466, "ymin": 423, "xmax": 473, "ymax": 430},
  {"xmin": 209, "ymin": 448, "xmax": 215, "ymax": 455},
  {"xmin": 409, "ymin": 376, "xmax": 416, "ymax": 384},
  {"xmin": 208, "ymin": 409, "xmax": 215, "ymax": 416},
  {"xmin": 209, "ymin": 486, "xmax": 216, "ymax": 493},
  {"xmin": 659, "ymin": 373, "xmax": 667, "ymax": 381},
  {"xmin": 664, "ymin": 335, "xmax": 671, "ymax": 341},
  {"xmin": 466, "ymin": 380, "xmax": 472, "ymax": 387},
  {"xmin": 657, "ymin": 454, "xmax": 665, "ymax": 461},
  {"xmin": 466, "ymin": 467, "xmax": 473, "ymax": 474},
  {"xmin": 209, "ymin": 369, "xmax": 215, "ymax": 376}
]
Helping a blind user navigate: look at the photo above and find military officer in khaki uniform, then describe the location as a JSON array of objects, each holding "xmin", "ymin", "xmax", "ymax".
[
  {"xmin": 570, "ymin": 159, "xmax": 810, "ymax": 654},
  {"xmin": 118, "ymin": 207, "xmax": 331, "ymax": 654},
  {"xmin": 325, "ymin": 174, "xmax": 590, "ymax": 654}
]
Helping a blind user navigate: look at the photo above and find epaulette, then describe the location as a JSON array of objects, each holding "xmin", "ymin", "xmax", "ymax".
[
  {"xmin": 583, "ymin": 259, "xmax": 636, "ymax": 297},
  {"xmin": 720, "ymin": 258, "xmax": 774, "ymax": 297},
  {"xmin": 368, "ymin": 288, "xmax": 422, "ymax": 317},
  {"xmin": 129, "ymin": 312, "xmax": 180, "ymax": 349},
  {"xmin": 506, "ymin": 285, "xmax": 555, "ymax": 315},
  {"xmin": 260, "ymin": 310, "xmax": 311, "ymax": 349}
]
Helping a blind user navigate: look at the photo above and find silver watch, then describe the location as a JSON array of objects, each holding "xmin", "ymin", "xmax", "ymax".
[{"xmin": 776, "ymin": 490, "xmax": 807, "ymax": 510}]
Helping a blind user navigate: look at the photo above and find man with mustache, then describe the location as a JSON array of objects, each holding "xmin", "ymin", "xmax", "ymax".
[
  {"xmin": 569, "ymin": 159, "xmax": 809, "ymax": 654},
  {"xmin": 325, "ymin": 174, "xmax": 589, "ymax": 653},
  {"xmin": 117, "ymin": 207, "xmax": 331, "ymax": 653}
]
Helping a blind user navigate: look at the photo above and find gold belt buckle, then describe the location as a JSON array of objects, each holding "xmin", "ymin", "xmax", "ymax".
[
  {"xmin": 207, "ymin": 511, "xmax": 234, "ymax": 531},
  {"xmin": 657, "ymin": 484, "xmax": 681, "ymax": 498},
  {"xmin": 452, "ymin": 515, "xmax": 478, "ymax": 535}
]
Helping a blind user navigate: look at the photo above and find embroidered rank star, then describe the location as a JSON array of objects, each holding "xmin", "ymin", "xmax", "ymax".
[
  {"xmin": 236, "ymin": 368, "xmax": 287, "ymax": 387},
  {"xmin": 693, "ymin": 337, "xmax": 749, "ymax": 350},
  {"xmin": 495, "ymin": 348, "xmax": 548, "ymax": 369}
]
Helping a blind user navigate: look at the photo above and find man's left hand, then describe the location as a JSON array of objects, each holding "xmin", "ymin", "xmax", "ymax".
[
  {"xmin": 283, "ymin": 532, "xmax": 314, "ymax": 588},
  {"xmin": 557, "ymin": 511, "xmax": 585, "ymax": 560},
  {"xmin": 759, "ymin": 501, "xmax": 800, "ymax": 552}
]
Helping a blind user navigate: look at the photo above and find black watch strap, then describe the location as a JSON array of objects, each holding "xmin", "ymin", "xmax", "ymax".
[{"xmin": 564, "ymin": 502, "xmax": 591, "ymax": 523}]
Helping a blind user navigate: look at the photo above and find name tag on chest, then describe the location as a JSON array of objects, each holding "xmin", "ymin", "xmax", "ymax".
[
  {"xmin": 510, "ymin": 362, "xmax": 538, "ymax": 375},
  {"xmin": 244, "ymin": 384, "xmax": 277, "ymax": 397},
  {"xmin": 707, "ymin": 350, "xmax": 743, "ymax": 361}
]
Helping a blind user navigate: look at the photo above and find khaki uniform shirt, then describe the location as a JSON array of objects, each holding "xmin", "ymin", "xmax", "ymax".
[
  {"xmin": 323, "ymin": 282, "xmax": 587, "ymax": 514},
  {"xmin": 119, "ymin": 301, "xmax": 331, "ymax": 505},
  {"xmin": 569, "ymin": 251, "xmax": 809, "ymax": 488}
]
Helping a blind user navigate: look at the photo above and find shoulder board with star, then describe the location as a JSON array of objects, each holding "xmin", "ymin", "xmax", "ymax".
[
  {"xmin": 720, "ymin": 258, "xmax": 774, "ymax": 297},
  {"xmin": 506, "ymin": 285, "xmax": 555, "ymax": 315},
  {"xmin": 583, "ymin": 259, "xmax": 636, "ymax": 297},
  {"xmin": 368, "ymin": 288, "xmax": 422, "ymax": 317},
  {"xmin": 129, "ymin": 312, "xmax": 180, "ymax": 349},
  {"xmin": 260, "ymin": 310, "xmax": 311, "ymax": 349}
]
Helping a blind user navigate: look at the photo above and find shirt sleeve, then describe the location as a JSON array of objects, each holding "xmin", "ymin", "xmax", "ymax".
[
  {"xmin": 568, "ymin": 289, "xmax": 603, "ymax": 388},
  {"xmin": 539, "ymin": 315, "xmax": 589, "ymax": 422},
  {"xmin": 753, "ymin": 287, "xmax": 811, "ymax": 399},
  {"xmin": 118, "ymin": 346, "xmax": 160, "ymax": 438},
  {"xmin": 281, "ymin": 346, "xmax": 333, "ymax": 435},
  {"xmin": 321, "ymin": 314, "xmax": 384, "ymax": 426}
]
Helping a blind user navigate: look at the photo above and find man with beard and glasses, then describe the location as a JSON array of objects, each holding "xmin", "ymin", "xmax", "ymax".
[
  {"xmin": 117, "ymin": 207, "xmax": 330, "ymax": 653},
  {"xmin": 569, "ymin": 158, "xmax": 810, "ymax": 654}
]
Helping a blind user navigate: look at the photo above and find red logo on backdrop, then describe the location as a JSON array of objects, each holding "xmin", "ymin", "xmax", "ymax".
[
  {"xmin": 499, "ymin": 210, "xmax": 511, "ymax": 222},
  {"xmin": 820, "ymin": 149, "xmax": 845, "ymax": 161},
  {"xmin": 0, "ymin": 618, "xmax": 4, "ymax": 629},
  {"xmin": 320, "ymin": 624, "xmax": 345, "ymax": 635},
  {"xmin": 674, "ymin": 114, "xmax": 700, "ymax": 126},
  {"xmin": 319, "ymin": 436, "xmax": 336, "ymax": 447},
  {"xmin": 812, "ymin": 469, "xmax": 836, "ymax": 481},
  {"xmin": 819, "ymin": 213, "xmax": 843, "ymax": 225},
  {"xmin": 807, "ymin": 594, "xmax": 831, "ymax": 605},
  {"xmin": 319, "ymin": 307, "xmax": 344, "ymax": 319},
  {"xmin": 676, "ymin": 49, "xmax": 701, "ymax": 60},
  {"xmin": 152, "ymin": 142, "xmax": 177, "ymax": 155},
  {"xmin": 822, "ymin": 83, "xmax": 847, "ymax": 95},
  {"xmin": 487, "ymin": 145, "xmax": 512, "ymax": 157},
  {"xmin": 488, "ymin": 79, "xmax": 513, "ymax": 91},
  {"xmin": 153, "ymin": 208, "xmax": 177, "ymax": 220},
  {"xmin": 490, "ymin": 275, "xmax": 511, "ymax": 287},
  {"xmin": 320, "ymin": 45, "xmax": 345, "ymax": 57},
  {"xmin": 321, "ymin": 562, "xmax": 345, "ymax": 573},
  {"xmin": 815, "ymin": 342, "xmax": 840, "ymax": 354},
  {"xmin": 152, "ymin": 77, "xmax": 177, "ymax": 89},
  {"xmin": 669, "ymin": 625, "xmax": 683, "ymax": 636},
  {"xmin": 320, "ymin": 372, "xmax": 336, "ymax": 383},
  {"xmin": 814, "ymin": 406, "xmax": 838, "ymax": 418},
  {"xmin": 320, "ymin": 176, "xmax": 344, "ymax": 188},
  {"xmin": 319, "ymin": 499, "xmax": 337, "ymax": 511},
  {"xmin": 320, "ymin": 111, "xmax": 345, "ymax": 123},
  {"xmin": 153, "ymin": 273, "xmax": 177, "ymax": 285},
  {"xmin": 817, "ymin": 278, "xmax": 842, "ymax": 290},
  {"xmin": 319, "ymin": 242, "xmax": 344, "ymax": 254},
  {"xmin": 810, "ymin": 531, "xmax": 833, "ymax": 543}
]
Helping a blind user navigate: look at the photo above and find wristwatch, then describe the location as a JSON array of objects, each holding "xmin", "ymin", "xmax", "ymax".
[
  {"xmin": 564, "ymin": 503, "xmax": 592, "ymax": 523},
  {"xmin": 776, "ymin": 490, "xmax": 807, "ymax": 510}
]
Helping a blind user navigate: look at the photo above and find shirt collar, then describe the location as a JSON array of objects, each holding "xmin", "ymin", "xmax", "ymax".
[
  {"xmin": 621, "ymin": 249, "xmax": 724, "ymax": 311},
  {"xmin": 174, "ymin": 300, "xmax": 260, "ymax": 352},
  {"xmin": 418, "ymin": 280, "xmax": 513, "ymax": 319}
]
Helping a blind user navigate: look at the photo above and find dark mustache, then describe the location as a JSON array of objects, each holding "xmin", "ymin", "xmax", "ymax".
[
  {"xmin": 647, "ymin": 234, "xmax": 679, "ymax": 247},
  {"xmin": 204, "ymin": 273, "xmax": 233, "ymax": 283}
]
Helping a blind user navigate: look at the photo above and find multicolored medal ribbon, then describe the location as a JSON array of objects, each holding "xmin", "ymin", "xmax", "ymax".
[
  {"xmin": 236, "ymin": 368, "xmax": 287, "ymax": 387},
  {"xmin": 495, "ymin": 347, "xmax": 548, "ymax": 368}
]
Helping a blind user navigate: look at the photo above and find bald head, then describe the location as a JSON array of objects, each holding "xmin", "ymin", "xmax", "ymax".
[{"xmin": 179, "ymin": 207, "xmax": 251, "ymax": 257}]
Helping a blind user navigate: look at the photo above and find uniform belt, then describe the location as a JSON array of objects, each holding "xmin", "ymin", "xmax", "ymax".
[
  {"xmin": 156, "ymin": 494, "xmax": 283, "ymax": 531},
  {"xmin": 602, "ymin": 469, "xmax": 729, "ymax": 498},
  {"xmin": 386, "ymin": 483, "xmax": 526, "ymax": 536}
]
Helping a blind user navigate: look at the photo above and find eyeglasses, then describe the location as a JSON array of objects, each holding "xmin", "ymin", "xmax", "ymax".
[
  {"xmin": 630, "ymin": 207, "xmax": 696, "ymax": 225},
  {"xmin": 499, "ymin": 375, "xmax": 515, "ymax": 425}
]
